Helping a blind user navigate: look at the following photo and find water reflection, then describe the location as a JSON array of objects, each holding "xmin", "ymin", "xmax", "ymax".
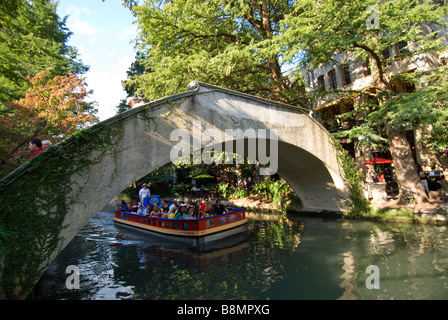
[
  {"xmin": 337, "ymin": 221, "xmax": 448, "ymax": 300},
  {"xmin": 32, "ymin": 210, "xmax": 448, "ymax": 300}
]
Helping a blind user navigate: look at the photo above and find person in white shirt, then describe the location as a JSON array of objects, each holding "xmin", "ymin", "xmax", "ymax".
[{"xmin": 139, "ymin": 183, "xmax": 151, "ymax": 205}]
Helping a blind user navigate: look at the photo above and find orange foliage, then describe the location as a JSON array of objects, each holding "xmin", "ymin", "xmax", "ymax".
[{"xmin": 0, "ymin": 71, "xmax": 98, "ymax": 170}]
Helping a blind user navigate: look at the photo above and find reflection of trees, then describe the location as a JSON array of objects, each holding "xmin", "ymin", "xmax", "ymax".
[
  {"xmin": 252, "ymin": 215, "xmax": 304, "ymax": 250},
  {"xmin": 112, "ymin": 215, "xmax": 305, "ymax": 299},
  {"xmin": 338, "ymin": 220, "xmax": 448, "ymax": 300}
]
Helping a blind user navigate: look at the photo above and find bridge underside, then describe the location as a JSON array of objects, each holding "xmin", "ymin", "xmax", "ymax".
[{"xmin": 177, "ymin": 138, "xmax": 346, "ymax": 212}]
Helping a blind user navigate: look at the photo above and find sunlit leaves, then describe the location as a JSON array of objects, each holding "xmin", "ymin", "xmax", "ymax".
[
  {"xmin": 127, "ymin": 0, "xmax": 302, "ymax": 104},
  {"xmin": 0, "ymin": 71, "xmax": 98, "ymax": 170}
]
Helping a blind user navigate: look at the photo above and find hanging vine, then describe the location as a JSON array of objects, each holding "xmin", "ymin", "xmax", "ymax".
[
  {"xmin": 0, "ymin": 120, "xmax": 124, "ymax": 299},
  {"xmin": 332, "ymin": 138, "xmax": 371, "ymax": 217}
]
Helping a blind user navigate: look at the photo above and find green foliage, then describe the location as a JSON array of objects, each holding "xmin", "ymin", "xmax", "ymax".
[
  {"xmin": 0, "ymin": 225, "xmax": 10, "ymax": 261},
  {"xmin": 333, "ymin": 140, "xmax": 371, "ymax": 217},
  {"xmin": 280, "ymin": 0, "xmax": 447, "ymax": 72},
  {"xmin": 250, "ymin": 177, "xmax": 300, "ymax": 213},
  {"xmin": 170, "ymin": 182, "xmax": 193, "ymax": 197},
  {"xmin": 218, "ymin": 182, "xmax": 231, "ymax": 198},
  {"xmin": 126, "ymin": 0, "xmax": 306, "ymax": 105},
  {"xmin": 414, "ymin": 66, "xmax": 448, "ymax": 166},
  {"xmin": 278, "ymin": 0, "xmax": 447, "ymax": 203},
  {"xmin": 0, "ymin": 0, "xmax": 88, "ymax": 107},
  {"xmin": 278, "ymin": 0, "xmax": 448, "ymax": 136},
  {"xmin": 0, "ymin": 122, "xmax": 120, "ymax": 299}
]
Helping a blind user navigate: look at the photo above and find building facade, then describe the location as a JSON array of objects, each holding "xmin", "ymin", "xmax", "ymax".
[{"xmin": 301, "ymin": 25, "xmax": 448, "ymax": 198}]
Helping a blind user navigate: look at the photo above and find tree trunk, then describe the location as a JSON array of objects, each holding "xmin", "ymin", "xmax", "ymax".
[{"xmin": 387, "ymin": 129, "xmax": 429, "ymax": 205}]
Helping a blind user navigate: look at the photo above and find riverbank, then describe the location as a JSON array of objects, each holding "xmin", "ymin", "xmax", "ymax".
[
  {"xmin": 366, "ymin": 200, "xmax": 448, "ymax": 225},
  {"xmin": 226, "ymin": 195, "xmax": 448, "ymax": 225}
]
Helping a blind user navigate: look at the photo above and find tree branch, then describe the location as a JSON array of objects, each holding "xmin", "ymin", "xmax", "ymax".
[{"xmin": 352, "ymin": 41, "xmax": 392, "ymax": 92}]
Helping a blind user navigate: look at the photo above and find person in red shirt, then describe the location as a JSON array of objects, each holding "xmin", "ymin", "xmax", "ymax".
[
  {"xmin": 28, "ymin": 138, "xmax": 44, "ymax": 160},
  {"xmin": 200, "ymin": 198, "xmax": 214, "ymax": 216}
]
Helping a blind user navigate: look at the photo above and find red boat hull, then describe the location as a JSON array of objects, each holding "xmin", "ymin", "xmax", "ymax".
[{"xmin": 114, "ymin": 208, "xmax": 248, "ymax": 246}]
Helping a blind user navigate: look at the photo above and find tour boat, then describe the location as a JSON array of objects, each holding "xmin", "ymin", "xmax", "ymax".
[{"xmin": 114, "ymin": 200, "xmax": 248, "ymax": 246}]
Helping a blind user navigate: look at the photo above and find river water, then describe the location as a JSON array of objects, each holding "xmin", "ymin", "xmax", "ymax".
[{"xmin": 32, "ymin": 209, "xmax": 448, "ymax": 300}]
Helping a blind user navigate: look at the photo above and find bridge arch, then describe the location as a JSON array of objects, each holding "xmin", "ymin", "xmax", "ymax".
[{"xmin": 0, "ymin": 81, "xmax": 349, "ymax": 298}]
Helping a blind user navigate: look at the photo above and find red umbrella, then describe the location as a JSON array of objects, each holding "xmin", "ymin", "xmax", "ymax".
[{"xmin": 362, "ymin": 157, "xmax": 393, "ymax": 165}]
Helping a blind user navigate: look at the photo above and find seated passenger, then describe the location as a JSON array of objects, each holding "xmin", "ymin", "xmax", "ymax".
[
  {"xmin": 200, "ymin": 198, "xmax": 209, "ymax": 213},
  {"xmin": 121, "ymin": 200, "xmax": 131, "ymax": 212},
  {"xmin": 137, "ymin": 204, "xmax": 144, "ymax": 215},
  {"xmin": 193, "ymin": 206, "xmax": 205, "ymax": 219},
  {"xmin": 161, "ymin": 206, "xmax": 169, "ymax": 218},
  {"xmin": 154, "ymin": 209, "xmax": 162, "ymax": 217},
  {"xmin": 175, "ymin": 204, "xmax": 187, "ymax": 219},
  {"xmin": 201, "ymin": 199, "xmax": 214, "ymax": 216},
  {"xmin": 168, "ymin": 203, "xmax": 178, "ymax": 218},
  {"xmin": 149, "ymin": 204, "xmax": 159, "ymax": 218},
  {"xmin": 214, "ymin": 199, "xmax": 228, "ymax": 215},
  {"xmin": 183, "ymin": 206, "xmax": 194, "ymax": 220},
  {"xmin": 143, "ymin": 204, "xmax": 151, "ymax": 216},
  {"xmin": 158, "ymin": 199, "xmax": 166, "ymax": 209},
  {"xmin": 174, "ymin": 209, "xmax": 183, "ymax": 220}
]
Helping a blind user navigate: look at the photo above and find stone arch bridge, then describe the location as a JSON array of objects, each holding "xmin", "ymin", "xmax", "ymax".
[{"xmin": 0, "ymin": 81, "xmax": 349, "ymax": 298}]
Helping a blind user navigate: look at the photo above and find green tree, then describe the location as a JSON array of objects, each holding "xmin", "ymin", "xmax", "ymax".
[
  {"xmin": 0, "ymin": 71, "xmax": 98, "ymax": 175},
  {"xmin": 0, "ymin": 0, "xmax": 88, "ymax": 108},
  {"xmin": 413, "ymin": 66, "xmax": 448, "ymax": 169},
  {"xmin": 126, "ymin": 0, "xmax": 306, "ymax": 105},
  {"xmin": 278, "ymin": 0, "xmax": 448, "ymax": 206}
]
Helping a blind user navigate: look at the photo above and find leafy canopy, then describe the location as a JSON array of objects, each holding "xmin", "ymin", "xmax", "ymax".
[
  {"xmin": 277, "ymin": 0, "xmax": 448, "ymax": 145},
  {"xmin": 0, "ymin": 71, "xmax": 97, "ymax": 173},
  {"xmin": 126, "ymin": 0, "xmax": 305, "ymax": 105},
  {"xmin": 0, "ymin": 0, "xmax": 88, "ymax": 108}
]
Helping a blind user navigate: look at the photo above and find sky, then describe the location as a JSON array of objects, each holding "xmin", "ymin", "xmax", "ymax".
[{"xmin": 56, "ymin": 0, "xmax": 139, "ymax": 121}]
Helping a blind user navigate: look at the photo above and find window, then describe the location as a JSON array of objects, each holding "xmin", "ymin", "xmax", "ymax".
[
  {"xmin": 317, "ymin": 75, "xmax": 325, "ymax": 92},
  {"xmin": 382, "ymin": 47, "xmax": 391, "ymax": 60},
  {"xmin": 363, "ymin": 59, "xmax": 372, "ymax": 76},
  {"xmin": 328, "ymin": 69, "xmax": 337, "ymax": 89},
  {"xmin": 341, "ymin": 64, "xmax": 351, "ymax": 86},
  {"xmin": 397, "ymin": 41, "xmax": 409, "ymax": 54},
  {"xmin": 205, "ymin": 220, "xmax": 215, "ymax": 228}
]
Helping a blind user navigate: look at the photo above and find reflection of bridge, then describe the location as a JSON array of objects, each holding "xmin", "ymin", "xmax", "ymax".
[{"xmin": 0, "ymin": 81, "xmax": 348, "ymax": 298}]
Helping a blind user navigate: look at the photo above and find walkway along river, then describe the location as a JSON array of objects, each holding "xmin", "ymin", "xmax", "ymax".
[{"xmin": 32, "ymin": 208, "xmax": 448, "ymax": 300}]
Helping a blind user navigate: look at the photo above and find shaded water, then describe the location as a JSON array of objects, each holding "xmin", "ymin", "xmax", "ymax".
[{"xmin": 32, "ymin": 210, "xmax": 448, "ymax": 300}]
